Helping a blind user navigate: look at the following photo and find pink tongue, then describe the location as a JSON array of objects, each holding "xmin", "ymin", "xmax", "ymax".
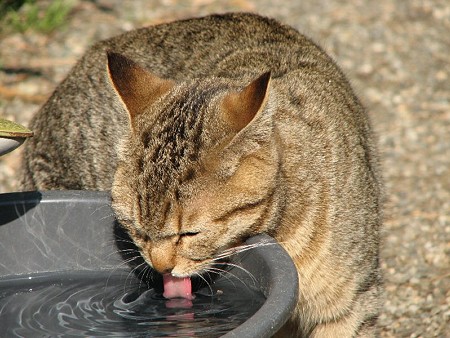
[{"xmin": 162, "ymin": 274, "xmax": 194, "ymax": 300}]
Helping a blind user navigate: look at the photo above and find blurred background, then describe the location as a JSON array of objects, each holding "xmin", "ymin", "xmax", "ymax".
[{"xmin": 0, "ymin": 0, "xmax": 448, "ymax": 336}]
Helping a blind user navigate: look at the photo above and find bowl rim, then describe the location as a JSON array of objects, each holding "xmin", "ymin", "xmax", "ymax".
[{"xmin": 0, "ymin": 190, "xmax": 298, "ymax": 337}]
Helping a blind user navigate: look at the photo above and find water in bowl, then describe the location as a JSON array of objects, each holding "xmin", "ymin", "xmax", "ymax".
[{"xmin": 0, "ymin": 271, "xmax": 265, "ymax": 337}]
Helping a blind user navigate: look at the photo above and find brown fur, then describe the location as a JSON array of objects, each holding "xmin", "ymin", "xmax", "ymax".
[{"xmin": 21, "ymin": 13, "xmax": 382, "ymax": 337}]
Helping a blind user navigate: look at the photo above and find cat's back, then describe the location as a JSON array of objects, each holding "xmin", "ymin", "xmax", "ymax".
[{"xmin": 95, "ymin": 12, "xmax": 332, "ymax": 79}]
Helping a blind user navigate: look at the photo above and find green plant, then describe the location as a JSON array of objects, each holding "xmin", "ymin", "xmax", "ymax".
[
  {"xmin": 0, "ymin": 0, "xmax": 75, "ymax": 34},
  {"xmin": 0, "ymin": 0, "xmax": 27, "ymax": 18}
]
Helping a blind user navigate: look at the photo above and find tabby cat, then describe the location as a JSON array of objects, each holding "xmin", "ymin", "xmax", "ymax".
[{"xmin": 21, "ymin": 13, "xmax": 382, "ymax": 337}]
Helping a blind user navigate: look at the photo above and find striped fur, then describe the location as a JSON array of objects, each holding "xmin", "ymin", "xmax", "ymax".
[{"xmin": 21, "ymin": 13, "xmax": 383, "ymax": 337}]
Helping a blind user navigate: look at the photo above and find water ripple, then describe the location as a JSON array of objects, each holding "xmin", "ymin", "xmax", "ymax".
[{"xmin": 0, "ymin": 272, "xmax": 264, "ymax": 337}]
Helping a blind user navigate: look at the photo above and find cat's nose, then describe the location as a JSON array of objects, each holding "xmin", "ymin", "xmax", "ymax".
[
  {"xmin": 150, "ymin": 241, "xmax": 175, "ymax": 274},
  {"xmin": 152, "ymin": 255, "xmax": 175, "ymax": 274}
]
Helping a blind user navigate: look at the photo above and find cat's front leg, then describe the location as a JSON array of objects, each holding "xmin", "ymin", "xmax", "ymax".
[
  {"xmin": 309, "ymin": 312, "xmax": 378, "ymax": 338},
  {"xmin": 273, "ymin": 309, "xmax": 378, "ymax": 338}
]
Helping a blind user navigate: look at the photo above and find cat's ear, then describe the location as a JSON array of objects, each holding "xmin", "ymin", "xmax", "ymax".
[
  {"xmin": 222, "ymin": 72, "xmax": 271, "ymax": 132},
  {"xmin": 107, "ymin": 51, "xmax": 174, "ymax": 126}
]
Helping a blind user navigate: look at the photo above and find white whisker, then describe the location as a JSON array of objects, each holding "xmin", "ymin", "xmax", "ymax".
[
  {"xmin": 213, "ymin": 241, "xmax": 276, "ymax": 261},
  {"xmin": 204, "ymin": 266, "xmax": 238, "ymax": 289},
  {"xmin": 195, "ymin": 271, "xmax": 214, "ymax": 296},
  {"xmin": 127, "ymin": 261, "xmax": 149, "ymax": 292},
  {"xmin": 219, "ymin": 262, "xmax": 257, "ymax": 285}
]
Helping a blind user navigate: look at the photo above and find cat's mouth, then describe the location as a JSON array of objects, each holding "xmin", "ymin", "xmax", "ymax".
[
  {"xmin": 163, "ymin": 274, "xmax": 194, "ymax": 300},
  {"xmin": 162, "ymin": 260, "xmax": 230, "ymax": 300},
  {"xmin": 161, "ymin": 259, "xmax": 231, "ymax": 300}
]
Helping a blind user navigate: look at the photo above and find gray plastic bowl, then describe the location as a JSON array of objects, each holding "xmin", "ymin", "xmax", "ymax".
[{"xmin": 0, "ymin": 190, "xmax": 298, "ymax": 337}]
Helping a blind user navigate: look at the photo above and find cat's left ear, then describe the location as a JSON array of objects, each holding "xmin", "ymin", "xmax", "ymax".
[
  {"xmin": 107, "ymin": 51, "xmax": 175, "ymax": 127},
  {"xmin": 221, "ymin": 72, "xmax": 271, "ymax": 132}
]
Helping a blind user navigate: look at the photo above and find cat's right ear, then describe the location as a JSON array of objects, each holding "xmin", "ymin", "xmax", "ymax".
[
  {"xmin": 107, "ymin": 52, "xmax": 174, "ymax": 127},
  {"xmin": 221, "ymin": 72, "xmax": 271, "ymax": 132}
]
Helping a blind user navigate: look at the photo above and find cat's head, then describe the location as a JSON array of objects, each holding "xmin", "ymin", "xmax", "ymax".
[{"xmin": 107, "ymin": 52, "xmax": 281, "ymax": 278}]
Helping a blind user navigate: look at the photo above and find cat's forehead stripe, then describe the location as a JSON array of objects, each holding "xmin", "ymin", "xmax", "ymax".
[{"xmin": 136, "ymin": 84, "xmax": 223, "ymax": 217}]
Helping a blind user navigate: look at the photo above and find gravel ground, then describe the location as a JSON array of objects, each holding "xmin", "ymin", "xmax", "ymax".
[{"xmin": 1, "ymin": 1, "xmax": 449, "ymax": 337}]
